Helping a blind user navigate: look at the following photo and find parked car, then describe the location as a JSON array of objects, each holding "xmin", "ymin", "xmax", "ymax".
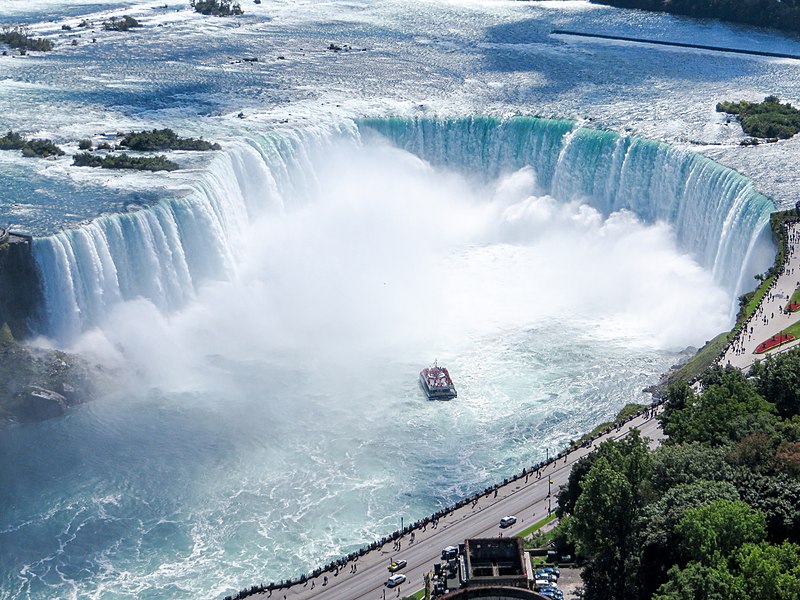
[
  {"xmin": 499, "ymin": 515, "xmax": 517, "ymax": 528},
  {"xmin": 385, "ymin": 574, "xmax": 407, "ymax": 588},
  {"xmin": 387, "ymin": 559, "xmax": 407, "ymax": 572},
  {"xmin": 441, "ymin": 545, "xmax": 458, "ymax": 560}
]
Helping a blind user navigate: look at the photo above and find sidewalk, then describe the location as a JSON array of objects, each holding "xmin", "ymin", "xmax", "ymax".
[{"xmin": 721, "ymin": 221, "xmax": 800, "ymax": 370}]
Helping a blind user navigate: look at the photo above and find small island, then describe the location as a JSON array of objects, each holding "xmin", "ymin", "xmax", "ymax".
[
  {"xmin": 120, "ymin": 128, "xmax": 222, "ymax": 151},
  {"xmin": 73, "ymin": 152, "xmax": 178, "ymax": 172},
  {"xmin": 0, "ymin": 131, "xmax": 64, "ymax": 157},
  {"xmin": 102, "ymin": 16, "xmax": 143, "ymax": 32},
  {"xmin": 0, "ymin": 26, "xmax": 54, "ymax": 52},
  {"xmin": 191, "ymin": 0, "xmax": 244, "ymax": 17},
  {"xmin": 717, "ymin": 96, "xmax": 800, "ymax": 144}
]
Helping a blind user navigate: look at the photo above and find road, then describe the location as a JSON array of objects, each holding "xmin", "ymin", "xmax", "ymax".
[{"xmin": 245, "ymin": 411, "xmax": 665, "ymax": 600}]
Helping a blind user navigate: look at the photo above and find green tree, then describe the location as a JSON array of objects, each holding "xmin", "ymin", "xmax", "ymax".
[
  {"xmin": 569, "ymin": 430, "xmax": 652, "ymax": 600},
  {"xmin": 650, "ymin": 442, "xmax": 732, "ymax": 492},
  {"xmin": 661, "ymin": 368, "xmax": 777, "ymax": 446},
  {"xmin": 750, "ymin": 349, "xmax": 800, "ymax": 417},
  {"xmin": 638, "ymin": 480, "xmax": 740, "ymax": 597},
  {"xmin": 652, "ymin": 561, "xmax": 745, "ymax": 600},
  {"xmin": 731, "ymin": 470, "xmax": 800, "ymax": 541},
  {"xmin": 735, "ymin": 541, "xmax": 800, "ymax": 600},
  {"xmin": 676, "ymin": 499, "xmax": 766, "ymax": 562}
]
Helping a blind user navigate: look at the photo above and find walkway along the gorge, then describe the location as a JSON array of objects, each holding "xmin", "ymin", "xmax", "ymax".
[
  {"xmin": 234, "ymin": 409, "xmax": 665, "ymax": 600},
  {"xmin": 722, "ymin": 220, "xmax": 800, "ymax": 370}
]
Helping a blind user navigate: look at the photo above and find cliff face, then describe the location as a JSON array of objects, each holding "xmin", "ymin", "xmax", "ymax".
[{"xmin": 0, "ymin": 235, "xmax": 43, "ymax": 338}]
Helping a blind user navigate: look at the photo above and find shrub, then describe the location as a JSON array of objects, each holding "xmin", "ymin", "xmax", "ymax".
[{"xmin": 78, "ymin": 139, "xmax": 92, "ymax": 150}]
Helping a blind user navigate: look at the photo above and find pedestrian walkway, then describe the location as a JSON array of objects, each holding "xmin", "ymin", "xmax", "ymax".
[{"xmin": 721, "ymin": 221, "xmax": 800, "ymax": 370}]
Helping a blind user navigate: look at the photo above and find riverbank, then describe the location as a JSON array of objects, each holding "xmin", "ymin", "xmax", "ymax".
[{"xmin": 0, "ymin": 325, "xmax": 102, "ymax": 424}]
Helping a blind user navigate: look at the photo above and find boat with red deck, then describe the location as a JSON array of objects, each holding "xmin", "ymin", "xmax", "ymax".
[{"xmin": 420, "ymin": 361, "xmax": 457, "ymax": 400}]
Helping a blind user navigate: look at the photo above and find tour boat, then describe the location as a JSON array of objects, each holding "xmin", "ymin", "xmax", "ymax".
[{"xmin": 420, "ymin": 361, "xmax": 457, "ymax": 400}]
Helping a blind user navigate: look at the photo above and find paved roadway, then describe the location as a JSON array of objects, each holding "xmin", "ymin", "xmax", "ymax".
[
  {"xmin": 722, "ymin": 221, "xmax": 800, "ymax": 370},
  {"xmin": 247, "ymin": 411, "xmax": 665, "ymax": 600}
]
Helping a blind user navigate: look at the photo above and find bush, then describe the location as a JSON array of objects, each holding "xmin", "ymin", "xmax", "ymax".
[
  {"xmin": 191, "ymin": 0, "xmax": 244, "ymax": 16},
  {"xmin": 73, "ymin": 151, "xmax": 178, "ymax": 171},
  {"xmin": 103, "ymin": 16, "xmax": 142, "ymax": 32},
  {"xmin": 78, "ymin": 139, "xmax": 92, "ymax": 150},
  {"xmin": 0, "ymin": 26, "xmax": 54, "ymax": 52},
  {"xmin": 120, "ymin": 128, "xmax": 221, "ymax": 151}
]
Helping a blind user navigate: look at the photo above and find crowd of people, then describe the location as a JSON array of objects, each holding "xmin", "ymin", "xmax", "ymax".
[{"xmin": 722, "ymin": 219, "xmax": 800, "ymax": 363}]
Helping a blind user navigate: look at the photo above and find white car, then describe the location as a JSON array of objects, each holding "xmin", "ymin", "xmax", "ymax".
[
  {"xmin": 386, "ymin": 574, "xmax": 407, "ymax": 588},
  {"xmin": 499, "ymin": 515, "xmax": 517, "ymax": 528}
]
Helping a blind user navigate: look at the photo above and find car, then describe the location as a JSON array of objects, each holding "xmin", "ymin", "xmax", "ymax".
[
  {"xmin": 536, "ymin": 571, "xmax": 558, "ymax": 583},
  {"xmin": 387, "ymin": 559, "xmax": 407, "ymax": 572},
  {"xmin": 385, "ymin": 574, "xmax": 407, "ymax": 588},
  {"xmin": 441, "ymin": 545, "xmax": 459, "ymax": 560},
  {"xmin": 499, "ymin": 515, "xmax": 517, "ymax": 528}
]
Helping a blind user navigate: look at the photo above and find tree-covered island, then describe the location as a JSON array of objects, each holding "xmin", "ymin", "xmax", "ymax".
[
  {"xmin": 0, "ymin": 26, "xmax": 54, "ymax": 53},
  {"xmin": 191, "ymin": 0, "xmax": 244, "ymax": 16},
  {"xmin": 119, "ymin": 128, "xmax": 222, "ymax": 151},
  {"xmin": 73, "ymin": 152, "xmax": 179, "ymax": 172},
  {"xmin": 717, "ymin": 96, "xmax": 800, "ymax": 143},
  {"xmin": 102, "ymin": 16, "xmax": 143, "ymax": 32},
  {"xmin": 0, "ymin": 131, "xmax": 64, "ymax": 157}
]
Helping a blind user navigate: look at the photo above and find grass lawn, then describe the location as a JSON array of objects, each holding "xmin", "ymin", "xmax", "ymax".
[
  {"xmin": 788, "ymin": 287, "xmax": 800, "ymax": 309},
  {"xmin": 579, "ymin": 402, "xmax": 645, "ymax": 441},
  {"xmin": 515, "ymin": 514, "xmax": 557, "ymax": 539}
]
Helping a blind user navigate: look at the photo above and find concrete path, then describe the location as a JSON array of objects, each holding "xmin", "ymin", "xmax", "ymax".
[
  {"xmin": 721, "ymin": 221, "xmax": 800, "ymax": 370},
  {"xmin": 243, "ymin": 411, "xmax": 665, "ymax": 600}
]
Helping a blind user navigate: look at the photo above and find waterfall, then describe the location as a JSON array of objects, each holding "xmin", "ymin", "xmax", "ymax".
[
  {"xmin": 30, "ymin": 117, "xmax": 774, "ymax": 342},
  {"xmin": 360, "ymin": 117, "xmax": 775, "ymax": 309}
]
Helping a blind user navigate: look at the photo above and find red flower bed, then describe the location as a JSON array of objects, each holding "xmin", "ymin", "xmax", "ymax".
[
  {"xmin": 787, "ymin": 302, "xmax": 800, "ymax": 312},
  {"xmin": 755, "ymin": 333, "xmax": 796, "ymax": 354}
]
